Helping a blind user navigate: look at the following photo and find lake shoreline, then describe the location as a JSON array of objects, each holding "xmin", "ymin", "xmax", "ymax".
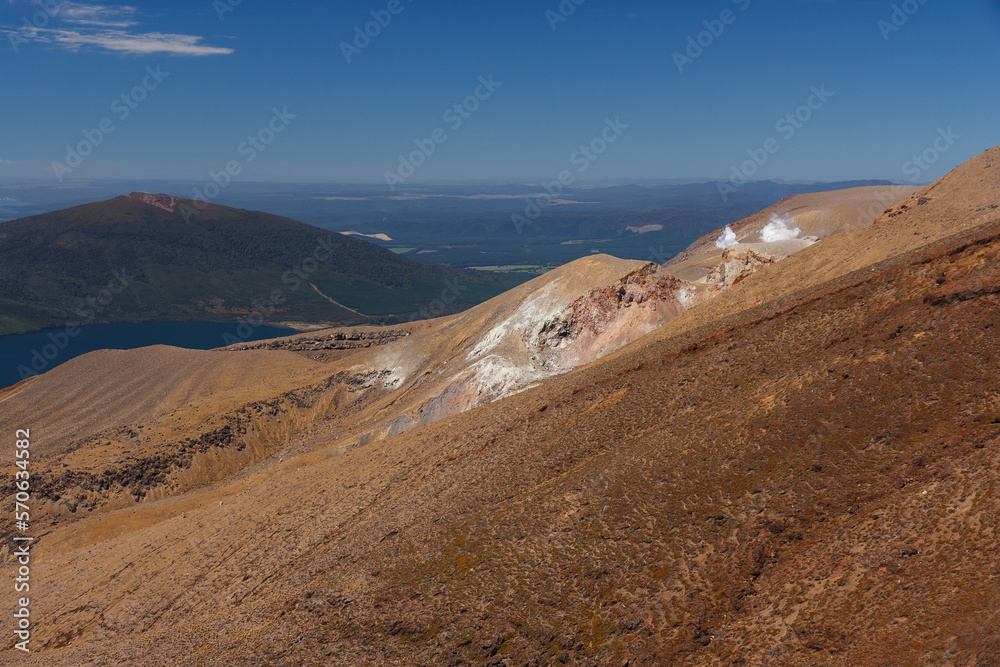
[{"xmin": 0, "ymin": 320, "xmax": 303, "ymax": 390}]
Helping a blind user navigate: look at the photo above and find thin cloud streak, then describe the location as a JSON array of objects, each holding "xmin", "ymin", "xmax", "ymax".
[
  {"xmin": 41, "ymin": 28, "xmax": 235, "ymax": 55},
  {"xmin": 58, "ymin": 3, "xmax": 140, "ymax": 28},
  {"xmin": 6, "ymin": 1, "xmax": 233, "ymax": 56}
]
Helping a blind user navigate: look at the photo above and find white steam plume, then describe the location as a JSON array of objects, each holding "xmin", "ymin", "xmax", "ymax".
[
  {"xmin": 715, "ymin": 225, "xmax": 738, "ymax": 250},
  {"xmin": 760, "ymin": 214, "xmax": 802, "ymax": 242}
]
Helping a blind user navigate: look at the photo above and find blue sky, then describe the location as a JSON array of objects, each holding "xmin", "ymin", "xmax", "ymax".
[{"xmin": 1, "ymin": 0, "xmax": 998, "ymax": 185}]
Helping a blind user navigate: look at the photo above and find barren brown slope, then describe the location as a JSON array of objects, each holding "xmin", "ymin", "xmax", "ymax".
[
  {"xmin": 3, "ymin": 188, "xmax": 894, "ymax": 534},
  {"xmin": 666, "ymin": 184, "xmax": 919, "ymax": 282},
  {"xmin": 4, "ymin": 146, "xmax": 1000, "ymax": 666},
  {"xmin": 0, "ymin": 344, "xmax": 380, "ymax": 535},
  {"xmin": 0, "ymin": 346, "xmax": 331, "ymax": 451},
  {"xmin": 646, "ymin": 145, "xmax": 1000, "ymax": 342},
  {"xmin": 1, "ymin": 255, "xmax": 675, "ymax": 538},
  {"xmin": 221, "ymin": 253, "xmax": 691, "ymax": 446}
]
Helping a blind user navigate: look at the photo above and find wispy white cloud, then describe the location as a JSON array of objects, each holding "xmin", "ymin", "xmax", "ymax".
[
  {"xmin": 6, "ymin": 1, "xmax": 233, "ymax": 56},
  {"xmin": 57, "ymin": 3, "xmax": 139, "ymax": 28},
  {"xmin": 38, "ymin": 28, "xmax": 235, "ymax": 55}
]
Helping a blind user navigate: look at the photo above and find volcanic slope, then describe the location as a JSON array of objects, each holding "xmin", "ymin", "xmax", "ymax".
[
  {"xmin": 3, "ymin": 146, "xmax": 1000, "ymax": 665},
  {"xmin": 666, "ymin": 184, "xmax": 918, "ymax": 282},
  {"xmin": 0, "ymin": 254, "xmax": 678, "ymax": 532},
  {"xmin": 0, "ymin": 226, "xmax": 832, "ymax": 534}
]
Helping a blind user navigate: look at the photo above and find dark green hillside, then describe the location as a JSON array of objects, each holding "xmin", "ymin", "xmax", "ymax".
[{"xmin": 0, "ymin": 193, "xmax": 523, "ymax": 335}]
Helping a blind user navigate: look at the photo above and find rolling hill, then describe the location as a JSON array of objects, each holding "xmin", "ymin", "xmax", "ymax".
[{"xmin": 0, "ymin": 192, "xmax": 527, "ymax": 335}]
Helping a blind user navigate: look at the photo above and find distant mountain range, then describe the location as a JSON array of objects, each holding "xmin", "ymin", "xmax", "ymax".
[
  {"xmin": 0, "ymin": 179, "xmax": 902, "ymax": 271},
  {"xmin": 0, "ymin": 192, "xmax": 525, "ymax": 335}
]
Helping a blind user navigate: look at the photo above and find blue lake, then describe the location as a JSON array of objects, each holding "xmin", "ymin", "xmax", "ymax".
[{"xmin": 0, "ymin": 320, "xmax": 299, "ymax": 389}]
